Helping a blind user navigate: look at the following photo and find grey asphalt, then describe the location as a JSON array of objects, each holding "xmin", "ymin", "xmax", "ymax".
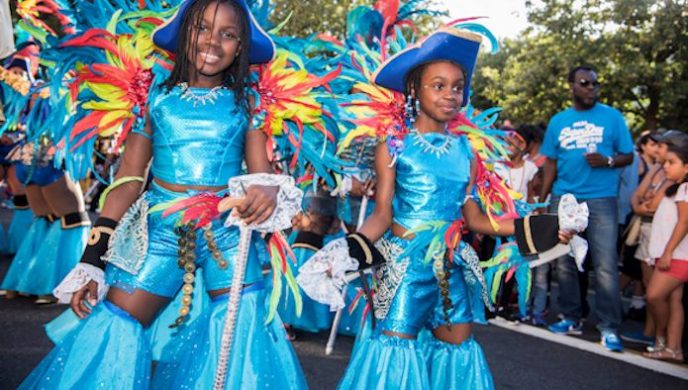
[{"xmin": 0, "ymin": 212, "xmax": 686, "ymax": 389}]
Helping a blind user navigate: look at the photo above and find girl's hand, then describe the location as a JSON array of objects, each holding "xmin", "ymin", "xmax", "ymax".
[
  {"xmin": 235, "ymin": 185, "xmax": 278, "ymax": 226},
  {"xmin": 70, "ymin": 280, "xmax": 98, "ymax": 319},
  {"xmin": 558, "ymin": 230, "xmax": 575, "ymax": 245},
  {"xmin": 657, "ymin": 252, "xmax": 672, "ymax": 271}
]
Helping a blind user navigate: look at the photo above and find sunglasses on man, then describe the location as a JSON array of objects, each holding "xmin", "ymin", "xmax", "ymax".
[{"xmin": 577, "ymin": 79, "xmax": 601, "ymax": 88}]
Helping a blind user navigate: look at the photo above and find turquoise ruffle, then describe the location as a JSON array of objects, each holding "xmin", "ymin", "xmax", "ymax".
[
  {"xmin": 20, "ymin": 301, "xmax": 152, "ymax": 389},
  {"xmin": 152, "ymin": 288, "xmax": 308, "ymax": 389}
]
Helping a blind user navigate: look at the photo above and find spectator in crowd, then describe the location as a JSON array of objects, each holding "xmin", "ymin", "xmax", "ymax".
[
  {"xmin": 539, "ymin": 65, "xmax": 634, "ymax": 352},
  {"xmin": 622, "ymin": 132, "xmax": 676, "ymax": 345},
  {"xmin": 644, "ymin": 134, "xmax": 688, "ymax": 362}
]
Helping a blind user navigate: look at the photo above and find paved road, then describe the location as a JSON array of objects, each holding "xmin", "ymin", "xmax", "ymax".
[{"xmin": 0, "ymin": 234, "xmax": 687, "ymax": 389}]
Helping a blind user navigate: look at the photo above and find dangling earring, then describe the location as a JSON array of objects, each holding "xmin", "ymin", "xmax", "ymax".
[
  {"xmin": 414, "ymin": 99, "xmax": 420, "ymax": 118},
  {"xmin": 404, "ymin": 94, "xmax": 414, "ymax": 120}
]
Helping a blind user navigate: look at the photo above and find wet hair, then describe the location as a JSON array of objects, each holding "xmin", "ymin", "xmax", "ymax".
[
  {"xmin": 665, "ymin": 142, "xmax": 688, "ymax": 197},
  {"xmin": 165, "ymin": 0, "xmax": 251, "ymax": 107},
  {"xmin": 567, "ymin": 65, "xmax": 597, "ymax": 83},
  {"xmin": 404, "ymin": 60, "xmax": 466, "ymax": 116}
]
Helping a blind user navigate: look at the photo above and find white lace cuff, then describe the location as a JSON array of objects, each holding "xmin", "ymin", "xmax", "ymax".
[
  {"xmin": 296, "ymin": 237, "xmax": 359, "ymax": 310},
  {"xmin": 52, "ymin": 263, "xmax": 108, "ymax": 304},
  {"xmin": 224, "ymin": 173, "xmax": 303, "ymax": 232}
]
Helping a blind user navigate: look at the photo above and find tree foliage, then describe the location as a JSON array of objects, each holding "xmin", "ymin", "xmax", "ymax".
[
  {"xmin": 270, "ymin": 0, "xmax": 374, "ymax": 38},
  {"xmin": 472, "ymin": 0, "xmax": 688, "ymax": 132}
]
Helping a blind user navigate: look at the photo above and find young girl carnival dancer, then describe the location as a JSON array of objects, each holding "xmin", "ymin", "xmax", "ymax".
[
  {"xmin": 644, "ymin": 137, "xmax": 688, "ymax": 362},
  {"xmin": 20, "ymin": 0, "xmax": 307, "ymax": 388},
  {"xmin": 298, "ymin": 27, "xmax": 574, "ymax": 389}
]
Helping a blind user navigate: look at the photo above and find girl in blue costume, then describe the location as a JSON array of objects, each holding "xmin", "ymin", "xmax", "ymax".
[
  {"xmin": 1, "ymin": 43, "xmax": 91, "ymax": 303},
  {"xmin": 20, "ymin": 0, "xmax": 307, "ymax": 388},
  {"xmin": 0, "ymin": 44, "xmax": 38, "ymax": 258},
  {"xmin": 298, "ymin": 27, "xmax": 572, "ymax": 390}
]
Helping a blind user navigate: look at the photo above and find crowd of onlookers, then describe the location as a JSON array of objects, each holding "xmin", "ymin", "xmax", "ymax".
[{"xmin": 490, "ymin": 66, "xmax": 688, "ymax": 362}]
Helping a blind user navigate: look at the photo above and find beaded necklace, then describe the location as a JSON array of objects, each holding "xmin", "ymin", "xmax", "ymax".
[
  {"xmin": 410, "ymin": 128, "xmax": 453, "ymax": 157},
  {"xmin": 178, "ymin": 82, "xmax": 226, "ymax": 107}
]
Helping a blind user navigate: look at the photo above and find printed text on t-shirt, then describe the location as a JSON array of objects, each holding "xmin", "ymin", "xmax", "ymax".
[{"xmin": 557, "ymin": 120, "xmax": 604, "ymax": 150}]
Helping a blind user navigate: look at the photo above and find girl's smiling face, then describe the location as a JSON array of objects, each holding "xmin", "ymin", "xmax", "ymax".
[
  {"xmin": 415, "ymin": 61, "xmax": 464, "ymax": 125},
  {"xmin": 187, "ymin": 1, "xmax": 243, "ymax": 86}
]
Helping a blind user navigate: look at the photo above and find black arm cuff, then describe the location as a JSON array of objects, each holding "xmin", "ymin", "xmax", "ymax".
[
  {"xmin": 80, "ymin": 217, "xmax": 118, "ymax": 270},
  {"xmin": 346, "ymin": 232, "xmax": 386, "ymax": 270},
  {"xmin": 292, "ymin": 231, "xmax": 324, "ymax": 251},
  {"xmin": 514, "ymin": 214, "xmax": 560, "ymax": 256}
]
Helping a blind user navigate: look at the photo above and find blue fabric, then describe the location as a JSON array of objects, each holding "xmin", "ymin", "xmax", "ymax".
[
  {"xmin": 0, "ymin": 217, "xmax": 51, "ymax": 293},
  {"xmin": 550, "ymin": 196, "xmax": 622, "ymax": 331},
  {"xmin": 146, "ymin": 272, "xmax": 210, "ymax": 361},
  {"xmin": 106, "ymin": 183, "xmax": 265, "ymax": 297},
  {"xmin": 151, "ymin": 287, "xmax": 308, "ymax": 389},
  {"xmin": 617, "ymin": 151, "xmax": 640, "ymax": 223},
  {"xmin": 380, "ymin": 236, "xmax": 484, "ymax": 336},
  {"xmin": 373, "ymin": 29, "xmax": 481, "ymax": 105},
  {"xmin": 9, "ymin": 221, "xmax": 88, "ymax": 295},
  {"xmin": 152, "ymin": 0, "xmax": 275, "ymax": 65},
  {"xmin": 540, "ymin": 103, "xmax": 634, "ymax": 199},
  {"xmin": 278, "ymin": 245, "xmax": 333, "ymax": 332},
  {"xmin": 20, "ymin": 302, "xmax": 152, "ymax": 390},
  {"xmin": 338, "ymin": 335, "xmax": 428, "ymax": 390},
  {"xmin": 393, "ymin": 133, "xmax": 471, "ymax": 229},
  {"xmin": 15, "ymin": 163, "xmax": 65, "ymax": 186},
  {"xmin": 6, "ymin": 208, "xmax": 34, "ymax": 254},
  {"xmin": 337, "ymin": 276, "xmax": 369, "ymax": 336},
  {"xmin": 148, "ymin": 86, "xmax": 249, "ymax": 187},
  {"xmin": 422, "ymin": 335, "xmax": 494, "ymax": 390}
]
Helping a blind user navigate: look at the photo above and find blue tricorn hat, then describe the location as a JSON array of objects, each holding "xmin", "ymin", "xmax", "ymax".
[
  {"xmin": 373, "ymin": 27, "xmax": 482, "ymax": 106},
  {"xmin": 152, "ymin": 0, "xmax": 275, "ymax": 64}
]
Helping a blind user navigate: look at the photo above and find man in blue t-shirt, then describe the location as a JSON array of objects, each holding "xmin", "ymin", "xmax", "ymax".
[{"xmin": 539, "ymin": 66, "xmax": 634, "ymax": 352}]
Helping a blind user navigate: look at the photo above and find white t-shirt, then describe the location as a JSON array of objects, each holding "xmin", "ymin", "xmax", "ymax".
[
  {"xmin": 495, "ymin": 160, "xmax": 538, "ymax": 199},
  {"xmin": 649, "ymin": 182, "xmax": 688, "ymax": 260}
]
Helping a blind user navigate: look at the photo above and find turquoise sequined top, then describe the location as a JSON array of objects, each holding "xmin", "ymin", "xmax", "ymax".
[
  {"xmin": 392, "ymin": 131, "xmax": 472, "ymax": 229},
  {"xmin": 148, "ymin": 85, "xmax": 249, "ymax": 186}
]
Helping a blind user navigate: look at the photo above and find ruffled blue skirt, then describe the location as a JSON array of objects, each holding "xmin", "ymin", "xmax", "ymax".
[
  {"xmin": 278, "ymin": 247, "xmax": 333, "ymax": 332},
  {"xmin": 146, "ymin": 273, "xmax": 210, "ymax": 361},
  {"xmin": 1, "ymin": 217, "xmax": 51, "ymax": 293},
  {"xmin": 6, "ymin": 208, "xmax": 34, "ymax": 254},
  {"xmin": 44, "ymin": 275, "xmax": 210, "ymax": 363},
  {"xmin": 152, "ymin": 287, "xmax": 308, "ymax": 389},
  {"xmin": 1, "ymin": 221, "xmax": 87, "ymax": 295},
  {"xmin": 339, "ymin": 331, "xmax": 493, "ymax": 390},
  {"xmin": 20, "ymin": 301, "xmax": 151, "ymax": 389}
]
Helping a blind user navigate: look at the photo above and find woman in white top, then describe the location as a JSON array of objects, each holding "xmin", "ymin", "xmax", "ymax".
[{"xmin": 644, "ymin": 140, "xmax": 688, "ymax": 362}]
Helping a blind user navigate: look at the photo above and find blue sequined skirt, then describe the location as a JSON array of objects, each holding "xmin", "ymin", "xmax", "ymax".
[
  {"xmin": 1, "ymin": 217, "xmax": 51, "ymax": 293},
  {"xmin": 5, "ymin": 208, "xmax": 34, "ymax": 254},
  {"xmin": 338, "ymin": 234, "xmax": 493, "ymax": 389},
  {"xmin": 152, "ymin": 286, "xmax": 308, "ymax": 389}
]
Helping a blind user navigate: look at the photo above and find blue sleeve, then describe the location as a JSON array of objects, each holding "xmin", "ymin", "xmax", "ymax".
[
  {"xmin": 614, "ymin": 111, "xmax": 634, "ymax": 154},
  {"xmin": 540, "ymin": 117, "xmax": 559, "ymax": 159}
]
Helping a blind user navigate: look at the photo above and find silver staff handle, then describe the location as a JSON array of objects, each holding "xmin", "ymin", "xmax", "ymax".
[{"xmin": 213, "ymin": 225, "xmax": 251, "ymax": 390}]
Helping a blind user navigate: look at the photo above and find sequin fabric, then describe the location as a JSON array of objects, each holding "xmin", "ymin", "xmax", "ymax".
[
  {"xmin": 393, "ymin": 132, "xmax": 472, "ymax": 229},
  {"xmin": 148, "ymin": 85, "xmax": 249, "ymax": 187}
]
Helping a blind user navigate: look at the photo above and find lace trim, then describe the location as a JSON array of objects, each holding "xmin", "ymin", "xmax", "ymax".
[
  {"xmin": 103, "ymin": 196, "xmax": 149, "ymax": 275},
  {"xmin": 223, "ymin": 173, "xmax": 303, "ymax": 232},
  {"xmin": 373, "ymin": 237, "xmax": 408, "ymax": 320},
  {"xmin": 296, "ymin": 238, "xmax": 359, "ymax": 310},
  {"xmin": 459, "ymin": 244, "xmax": 493, "ymax": 310},
  {"xmin": 53, "ymin": 263, "xmax": 108, "ymax": 304}
]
